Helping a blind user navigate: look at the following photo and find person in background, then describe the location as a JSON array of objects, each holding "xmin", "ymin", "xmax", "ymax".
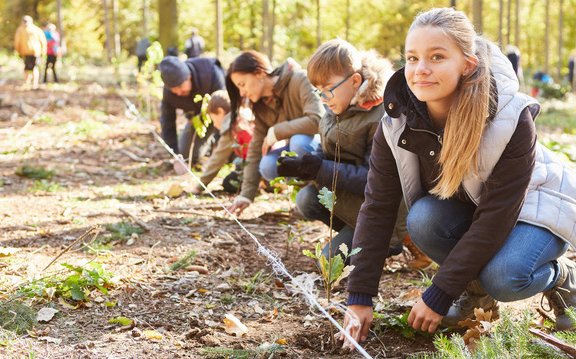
[
  {"xmin": 277, "ymin": 38, "xmax": 432, "ymax": 270},
  {"xmin": 225, "ymin": 50, "xmax": 325, "ymax": 216},
  {"xmin": 135, "ymin": 37, "xmax": 151, "ymax": 73},
  {"xmin": 342, "ymin": 7, "xmax": 576, "ymax": 349},
  {"xmin": 189, "ymin": 90, "xmax": 254, "ymax": 194},
  {"xmin": 567, "ymin": 51, "xmax": 574, "ymax": 85},
  {"xmin": 43, "ymin": 23, "xmax": 61, "ymax": 83},
  {"xmin": 158, "ymin": 56, "xmax": 225, "ymax": 173},
  {"xmin": 184, "ymin": 28, "xmax": 205, "ymax": 59},
  {"xmin": 505, "ymin": 44, "xmax": 523, "ymax": 83},
  {"xmin": 14, "ymin": 15, "xmax": 46, "ymax": 89}
]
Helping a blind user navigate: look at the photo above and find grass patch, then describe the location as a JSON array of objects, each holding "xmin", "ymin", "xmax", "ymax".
[
  {"xmin": 29, "ymin": 180, "xmax": 62, "ymax": 193},
  {"xmin": 0, "ymin": 301, "xmax": 37, "ymax": 334},
  {"xmin": 15, "ymin": 165, "xmax": 54, "ymax": 180},
  {"xmin": 104, "ymin": 221, "xmax": 145, "ymax": 240},
  {"xmin": 169, "ymin": 250, "xmax": 198, "ymax": 272}
]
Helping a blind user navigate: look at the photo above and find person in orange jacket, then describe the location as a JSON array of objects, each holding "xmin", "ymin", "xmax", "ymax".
[{"xmin": 14, "ymin": 15, "xmax": 47, "ymax": 89}]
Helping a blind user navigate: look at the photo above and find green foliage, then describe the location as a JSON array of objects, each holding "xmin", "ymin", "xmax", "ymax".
[
  {"xmin": 406, "ymin": 270, "xmax": 434, "ymax": 288},
  {"xmin": 532, "ymin": 81, "xmax": 570, "ymax": 99},
  {"xmin": 104, "ymin": 221, "xmax": 145, "ymax": 240},
  {"xmin": 374, "ymin": 311, "xmax": 442, "ymax": 340},
  {"xmin": 37, "ymin": 115, "xmax": 55, "ymax": 123},
  {"xmin": 539, "ymin": 138, "xmax": 576, "ymax": 162},
  {"xmin": 200, "ymin": 343, "xmax": 285, "ymax": 358},
  {"xmin": 241, "ymin": 269, "xmax": 271, "ymax": 295},
  {"xmin": 169, "ymin": 250, "xmax": 198, "ymax": 272},
  {"xmin": 137, "ymin": 41, "xmax": 164, "ymax": 101},
  {"xmin": 59, "ymin": 262, "xmax": 113, "ymax": 301},
  {"xmin": 409, "ymin": 309, "xmax": 576, "ymax": 359},
  {"xmin": 62, "ymin": 118, "xmax": 109, "ymax": 137},
  {"xmin": 190, "ymin": 94, "xmax": 212, "ymax": 139},
  {"xmin": 0, "ymin": 301, "xmax": 37, "ymax": 334},
  {"xmin": 219, "ymin": 295, "xmax": 235, "ymax": 304},
  {"xmin": 29, "ymin": 180, "xmax": 62, "ymax": 193},
  {"xmin": 15, "ymin": 165, "xmax": 54, "ymax": 180},
  {"xmin": 303, "ymin": 242, "xmax": 360, "ymax": 287},
  {"xmin": 279, "ymin": 221, "xmax": 303, "ymax": 246},
  {"xmin": 317, "ymin": 187, "xmax": 336, "ymax": 212},
  {"xmin": 109, "ymin": 317, "xmax": 132, "ymax": 326}
]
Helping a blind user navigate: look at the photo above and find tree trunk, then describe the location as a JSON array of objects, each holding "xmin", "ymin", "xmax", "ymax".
[
  {"xmin": 261, "ymin": 0, "xmax": 269, "ymax": 54},
  {"xmin": 215, "ymin": 0, "xmax": 223, "ymax": 58},
  {"xmin": 514, "ymin": 0, "xmax": 520, "ymax": 47},
  {"xmin": 557, "ymin": 0, "xmax": 563, "ymax": 79},
  {"xmin": 507, "ymin": 0, "xmax": 511, "ymax": 45},
  {"xmin": 498, "ymin": 0, "xmax": 503, "ymax": 47},
  {"xmin": 316, "ymin": 0, "xmax": 321, "ymax": 47},
  {"xmin": 112, "ymin": 0, "xmax": 121, "ymax": 59},
  {"xmin": 158, "ymin": 0, "xmax": 178, "ymax": 54},
  {"xmin": 473, "ymin": 0, "xmax": 483, "ymax": 34},
  {"xmin": 103, "ymin": 0, "xmax": 112, "ymax": 62},
  {"xmin": 143, "ymin": 0, "xmax": 149, "ymax": 37},
  {"xmin": 268, "ymin": 0, "xmax": 275, "ymax": 61},
  {"xmin": 56, "ymin": 0, "xmax": 65, "ymax": 54},
  {"xmin": 544, "ymin": 0, "xmax": 550, "ymax": 73},
  {"xmin": 345, "ymin": 0, "xmax": 350, "ymax": 41},
  {"xmin": 451, "ymin": 0, "xmax": 456, "ymax": 8}
]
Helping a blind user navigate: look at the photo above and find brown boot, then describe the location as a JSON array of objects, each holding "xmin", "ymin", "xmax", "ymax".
[
  {"xmin": 402, "ymin": 235, "xmax": 434, "ymax": 271},
  {"xmin": 442, "ymin": 280, "xmax": 499, "ymax": 327},
  {"xmin": 543, "ymin": 257, "xmax": 576, "ymax": 331}
]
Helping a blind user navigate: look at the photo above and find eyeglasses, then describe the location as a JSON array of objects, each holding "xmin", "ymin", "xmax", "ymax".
[{"xmin": 313, "ymin": 73, "xmax": 354, "ymax": 100}]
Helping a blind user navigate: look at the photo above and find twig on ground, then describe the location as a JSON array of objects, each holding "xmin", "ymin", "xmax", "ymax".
[
  {"xmin": 41, "ymin": 227, "xmax": 101, "ymax": 274},
  {"xmin": 120, "ymin": 149, "xmax": 150, "ymax": 163},
  {"xmin": 529, "ymin": 328, "xmax": 576, "ymax": 357},
  {"xmin": 119, "ymin": 208, "xmax": 152, "ymax": 232},
  {"xmin": 152, "ymin": 208, "xmax": 221, "ymax": 218}
]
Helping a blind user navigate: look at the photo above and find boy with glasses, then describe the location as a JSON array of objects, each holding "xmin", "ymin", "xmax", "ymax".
[{"xmin": 278, "ymin": 39, "xmax": 432, "ymax": 268}]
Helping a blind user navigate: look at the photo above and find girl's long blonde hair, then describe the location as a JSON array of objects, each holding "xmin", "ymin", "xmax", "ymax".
[{"xmin": 409, "ymin": 8, "xmax": 494, "ymax": 199}]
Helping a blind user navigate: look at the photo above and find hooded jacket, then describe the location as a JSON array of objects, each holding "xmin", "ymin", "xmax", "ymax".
[
  {"xmin": 240, "ymin": 59, "xmax": 324, "ymax": 201},
  {"xmin": 348, "ymin": 43, "xmax": 576, "ymax": 314},
  {"xmin": 314, "ymin": 50, "xmax": 394, "ymax": 226},
  {"xmin": 14, "ymin": 23, "xmax": 46, "ymax": 57},
  {"xmin": 160, "ymin": 57, "xmax": 226, "ymax": 154}
]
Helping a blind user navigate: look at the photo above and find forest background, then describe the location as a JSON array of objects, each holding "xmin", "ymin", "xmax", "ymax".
[{"xmin": 1, "ymin": 0, "xmax": 575, "ymax": 84}]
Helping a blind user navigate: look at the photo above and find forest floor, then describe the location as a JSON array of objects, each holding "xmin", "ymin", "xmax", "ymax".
[{"xmin": 1, "ymin": 74, "xmax": 576, "ymax": 359}]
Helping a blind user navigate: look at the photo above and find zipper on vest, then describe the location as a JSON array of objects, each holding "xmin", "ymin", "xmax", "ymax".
[{"xmin": 408, "ymin": 127, "xmax": 443, "ymax": 145}]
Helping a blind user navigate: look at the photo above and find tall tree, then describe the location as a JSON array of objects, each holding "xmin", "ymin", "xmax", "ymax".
[
  {"xmin": 103, "ymin": 0, "xmax": 112, "ymax": 61},
  {"xmin": 451, "ymin": 0, "xmax": 456, "ymax": 8},
  {"xmin": 473, "ymin": 0, "xmax": 483, "ymax": 34},
  {"xmin": 345, "ymin": 0, "xmax": 350, "ymax": 41},
  {"xmin": 507, "ymin": 0, "xmax": 512, "ymax": 45},
  {"xmin": 544, "ymin": 0, "xmax": 550, "ymax": 73},
  {"xmin": 112, "ymin": 0, "xmax": 120, "ymax": 59},
  {"xmin": 557, "ymin": 0, "xmax": 564, "ymax": 79},
  {"xmin": 316, "ymin": 0, "xmax": 321, "ymax": 47},
  {"xmin": 268, "ymin": 0, "xmax": 276, "ymax": 60},
  {"xmin": 215, "ymin": 0, "xmax": 223, "ymax": 58},
  {"xmin": 57, "ymin": 0, "xmax": 64, "ymax": 52},
  {"xmin": 499, "ymin": 0, "xmax": 503, "ymax": 47},
  {"xmin": 142, "ymin": 0, "xmax": 149, "ymax": 37},
  {"xmin": 514, "ymin": 0, "xmax": 520, "ymax": 46},
  {"xmin": 158, "ymin": 0, "xmax": 177, "ymax": 53}
]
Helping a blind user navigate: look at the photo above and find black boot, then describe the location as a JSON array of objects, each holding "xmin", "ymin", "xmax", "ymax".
[
  {"xmin": 543, "ymin": 257, "xmax": 576, "ymax": 331},
  {"xmin": 441, "ymin": 280, "xmax": 499, "ymax": 327}
]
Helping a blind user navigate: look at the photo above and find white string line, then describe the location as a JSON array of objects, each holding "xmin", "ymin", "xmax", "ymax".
[
  {"xmin": 120, "ymin": 94, "xmax": 373, "ymax": 358},
  {"xmin": 15, "ymin": 96, "xmax": 52, "ymax": 139}
]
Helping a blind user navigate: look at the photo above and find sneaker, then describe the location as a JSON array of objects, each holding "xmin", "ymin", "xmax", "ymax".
[
  {"xmin": 402, "ymin": 235, "xmax": 434, "ymax": 271},
  {"xmin": 441, "ymin": 280, "xmax": 499, "ymax": 327},
  {"xmin": 542, "ymin": 257, "xmax": 576, "ymax": 331}
]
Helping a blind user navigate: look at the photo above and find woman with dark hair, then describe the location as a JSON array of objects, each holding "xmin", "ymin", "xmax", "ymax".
[{"xmin": 226, "ymin": 50, "xmax": 324, "ymax": 215}]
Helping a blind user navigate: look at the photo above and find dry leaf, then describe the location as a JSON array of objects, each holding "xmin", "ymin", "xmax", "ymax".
[
  {"xmin": 44, "ymin": 287, "xmax": 56, "ymax": 300},
  {"xmin": 275, "ymin": 339, "xmax": 287, "ymax": 345},
  {"xmin": 142, "ymin": 330, "xmax": 163, "ymax": 340},
  {"xmin": 38, "ymin": 336, "xmax": 62, "ymax": 344},
  {"xmin": 0, "ymin": 247, "xmax": 20, "ymax": 257},
  {"xmin": 37, "ymin": 308, "xmax": 59, "ymax": 322},
  {"xmin": 58, "ymin": 298, "xmax": 79, "ymax": 309},
  {"xmin": 460, "ymin": 308, "xmax": 495, "ymax": 346},
  {"xmin": 264, "ymin": 308, "xmax": 278, "ymax": 322},
  {"xmin": 184, "ymin": 265, "xmax": 208, "ymax": 274},
  {"xmin": 223, "ymin": 314, "xmax": 248, "ymax": 337},
  {"xmin": 167, "ymin": 184, "xmax": 184, "ymax": 197}
]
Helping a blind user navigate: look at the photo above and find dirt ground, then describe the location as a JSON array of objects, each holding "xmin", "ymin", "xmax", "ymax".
[{"xmin": 0, "ymin": 78, "xmax": 574, "ymax": 359}]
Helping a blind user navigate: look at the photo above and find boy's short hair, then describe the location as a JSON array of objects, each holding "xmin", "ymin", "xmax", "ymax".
[
  {"xmin": 207, "ymin": 90, "xmax": 231, "ymax": 114},
  {"xmin": 307, "ymin": 38, "xmax": 362, "ymax": 88}
]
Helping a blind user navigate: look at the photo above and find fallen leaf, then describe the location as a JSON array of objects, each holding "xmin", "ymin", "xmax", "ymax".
[
  {"xmin": 223, "ymin": 313, "xmax": 248, "ymax": 337},
  {"xmin": 37, "ymin": 308, "xmax": 59, "ymax": 322},
  {"xmin": 44, "ymin": 287, "xmax": 56, "ymax": 300},
  {"xmin": 58, "ymin": 298, "xmax": 79, "ymax": 309},
  {"xmin": 38, "ymin": 336, "xmax": 62, "ymax": 344},
  {"xmin": 272, "ymin": 290, "xmax": 290, "ymax": 300},
  {"xmin": 167, "ymin": 183, "xmax": 184, "ymax": 197},
  {"xmin": 142, "ymin": 330, "xmax": 163, "ymax": 340},
  {"xmin": 0, "ymin": 247, "xmax": 20, "ymax": 256},
  {"xmin": 264, "ymin": 308, "xmax": 278, "ymax": 322},
  {"xmin": 109, "ymin": 317, "xmax": 132, "ymax": 326},
  {"xmin": 184, "ymin": 265, "xmax": 208, "ymax": 274},
  {"xmin": 275, "ymin": 339, "xmax": 287, "ymax": 345}
]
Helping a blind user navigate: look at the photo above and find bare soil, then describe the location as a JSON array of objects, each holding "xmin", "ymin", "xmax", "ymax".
[{"xmin": 0, "ymin": 79, "xmax": 573, "ymax": 359}]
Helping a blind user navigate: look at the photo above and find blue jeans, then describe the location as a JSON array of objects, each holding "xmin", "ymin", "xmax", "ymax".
[
  {"xmin": 407, "ymin": 195, "xmax": 569, "ymax": 302},
  {"xmin": 259, "ymin": 134, "xmax": 321, "ymax": 181},
  {"xmin": 296, "ymin": 185, "xmax": 403, "ymax": 262}
]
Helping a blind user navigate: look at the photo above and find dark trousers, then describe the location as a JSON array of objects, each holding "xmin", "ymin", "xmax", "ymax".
[{"xmin": 44, "ymin": 55, "xmax": 58, "ymax": 83}]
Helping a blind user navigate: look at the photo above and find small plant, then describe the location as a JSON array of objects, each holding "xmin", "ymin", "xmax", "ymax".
[
  {"xmin": 0, "ymin": 301, "xmax": 37, "ymax": 334},
  {"xmin": 374, "ymin": 311, "xmax": 443, "ymax": 340},
  {"xmin": 15, "ymin": 165, "xmax": 54, "ymax": 179},
  {"xmin": 29, "ymin": 180, "xmax": 62, "ymax": 193},
  {"xmin": 169, "ymin": 250, "xmax": 198, "ymax": 272},
  {"xmin": 219, "ymin": 295, "xmax": 235, "ymax": 305},
  {"xmin": 59, "ymin": 262, "xmax": 113, "ymax": 301},
  {"xmin": 37, "ymin": 115, "xmax": 55, "ymax": 123},
  {"xmin": 104, "ymin": 221, "xmax": 145, "ymax": 240},
  {"xmin": 406, "ymin": 270, "xmax": 434, "ymax": 287},
  {"xmin": 303, "ymin": 242, "xmax": 360, "ymax": 291},
  {"xmin": 279, "ymin": 221, "xmax": 303, "ymax": 255},
  {"xmin": 241, "ymin": 269, "xmax": 271, "ymax": 295}
]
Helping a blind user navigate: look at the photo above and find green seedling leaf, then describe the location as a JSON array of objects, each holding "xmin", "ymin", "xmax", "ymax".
[
  {"xmin": 328, "ymin": 255, "xmax": 345, "ymax": 284},
  {"xmin": 349, "ymin": 247, "xmax": 362, "ymax": 256},
  {"xmin": 70, "ymin": 284, "xmax": 85, "ymax": 301},
  {"xmin": 302, "ymin": 249, "xmax": 315, "ymax": 258},
  {"xmin": 315, "ymin": 242, "xmax": 322, "ymax": 259},
  {"xmin": 318, "ymin": 187, "xmax": 336, "ymax": 212},
  {"xmin": 109, "ymin": 317, "xmax": 132, "ymax": 326},
  {"xmin": 105, "ymin": 301, "xmax": 117, "ymax": 307}
]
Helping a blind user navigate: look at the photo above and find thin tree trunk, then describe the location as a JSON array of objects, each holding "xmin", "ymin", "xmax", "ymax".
[
  {"xmin": 451, "ymin": 0, "xmax": 456, "ymax": 8},
  {"xmin": 544, "ymin": 0, "xmax": 550, "ymax": 73},
  {"xmin": 473, "ymin": 0, "xmax": 483, "ymax": 34},
  {"xmin": 113, "ymin": 0, "xmax": 121, "ymax": 59},
  {"xmin": 514, "ymin": 0, "xmax": 520, "ymax": 47},
  {"xmin": 507, "ymin": 0, "xmax": 511, "ymax": 45},
  {"xmin": 216, "ymin": 0, "xmax": 223, "ymax": 58},
  {"xmin": 158, "ymin": 0, "xmax": 178, "ymax": 54},
  {"xmin": 261, "ymin": 0, "xmax": 269, "ymax": 54},
  {"xmin": 345, "ymin": 0, "xmax": 350, "ymax": 41},
  {"xmin": 268, "ymin": 0, "xmax": 275, "ymax": 61},
  {"xmin": 499, "ymin": 0, "xmax": 503, "ymax": 47},
  {"xmin": 143, "ymin": 0, "xmax": 149, "ymax": 37},
  {"xmin": 557, "ymin": 0, "xmax": 564, "ymax": 79},
  {"xmin": 316, "ymin": 0, "xmax": 321, "ymax": 47},
  {"xmin": 56, "ymin": 0, "xmax": 64, "ymax": 54},
  {"xmin": 103, "ymin": 0, "xmax": 112, "ymax": 62}
]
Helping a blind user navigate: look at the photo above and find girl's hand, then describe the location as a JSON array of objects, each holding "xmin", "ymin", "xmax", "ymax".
[
  {"xmin": 226, "ymin": 196, "xmax": 251, "ymax": 216},
  {"xmin": 408, "ymin": 298, "xmax": 443, "ymax": 333},
  {"xmin": 262, "ymin": 141, "xmax": 271, "ymax": 156},
  {"xmin": 340, "ymin": 305, "xmax": 373, "ymax": 350}
]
